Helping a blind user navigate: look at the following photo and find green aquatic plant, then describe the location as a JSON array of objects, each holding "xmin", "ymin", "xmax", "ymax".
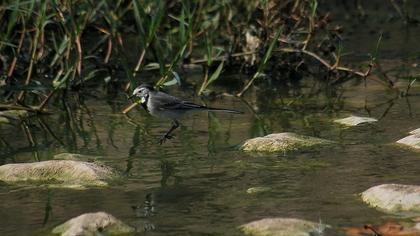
[
  {"xmin": 237, "ymin": 27, "xmax": 282, "ymax": 97},
  {"xmin": 0, "ymin": 0, "xmax": 405, "ymax": 113},
  {"xmin": 197, "ymin": 31, "xmax": 225, "ymax": 95}
]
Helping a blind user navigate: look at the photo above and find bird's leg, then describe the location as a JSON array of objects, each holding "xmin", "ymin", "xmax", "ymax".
[{"xmin": 159, "ymin": 120, "xmax": 179, "ymax": 144}]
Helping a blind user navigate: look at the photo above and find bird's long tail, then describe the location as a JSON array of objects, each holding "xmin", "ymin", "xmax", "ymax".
[
  {"xmin": 204, "ymin": 107, "xmax": 244, "ymax": 114},
  {"xmin": 181, "ymin": 101, "xmax": 243, "ymax": 114}
]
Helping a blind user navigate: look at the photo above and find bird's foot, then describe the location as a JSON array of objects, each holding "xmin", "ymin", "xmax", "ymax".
[{"xmin": 158, "ymin": 134, "xmax": 174, "ymax": 145}]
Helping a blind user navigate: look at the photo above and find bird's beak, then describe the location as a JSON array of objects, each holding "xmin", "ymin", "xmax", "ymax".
[{"xmin": 128, "ymin": 94, "xmax": 135, "ymax": 100}]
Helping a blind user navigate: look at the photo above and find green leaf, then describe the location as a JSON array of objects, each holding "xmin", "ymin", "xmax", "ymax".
[
  {"xmin": 50, "ymin": 36, "xmax": 70, "ymax": 67},
  {"xmin": 242, "ymin": 26, "xmax": 283, "ymax": 94},
  {"xmin": 311, "ymin": 0, "xmax": 318, "ymax": 17},
  {"xmin": 263, "ymin": 28, "xmax": 282, "ymax": 65},
  {"xmin": 372, "ymin": 33, "xmax": 383, "ymax": 61},
  {"xmin": 163, "ymin": 78, "xmax": 178, "ymax": 87},
  {"xmin": 143, "ymin": 63, "xmax": 160, "ymax": 70},
  {"xmin": 207, "ymin": 61, "xmax": 224, "ymax": 85},
  {"xmin": 53, "ymin": 68, "xmax": 73, "ymax": 89},
  {"xmin": 147, "ymin": 1, "xmax": 164, "ymax": 43},
  {"xmin": 4, "ymin": 0, "xmax": 20, "ymax": 42},
  {"xmin": 205, "ymin": 33, "xmax": 213, "ymax": 66},
  {"xmin": 0, "ymin": 41, "xmax": 17, "ymax": 48},
  {"xmin": 179, "ymin": 8, "xmax": 186, "ymax": 44},
  {"xmin": 163, "ymin": 71, "xmax": 182, "ymax": 87},
  {"xmin": 132, "ymin": 0, "xmax": 147, "ymax": 46},
  {"xmin": 172, "ymin": 71, "xmax": 182, "ymax": 85}
]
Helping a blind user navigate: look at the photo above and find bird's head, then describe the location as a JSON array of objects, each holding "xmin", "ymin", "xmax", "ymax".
[{"xmin": 129, "ymin": 84, "xmax": 154, "ymax": 104}]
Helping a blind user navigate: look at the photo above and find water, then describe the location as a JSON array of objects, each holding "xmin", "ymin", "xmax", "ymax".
[
  {"xmin": 2, "ymin": 2, "xmax": 420, "ymax": 235},
  {"xmin": 1, "ymin": 78, "xmax": 420, "ymax": 235}
]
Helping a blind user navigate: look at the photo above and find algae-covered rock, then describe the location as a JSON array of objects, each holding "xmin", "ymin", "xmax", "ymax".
[
  {"xmin": 246, "ymin": 187, "xmax": 271, "ymax": 194},
  {"xmin": 0, "ymin": 110, "xmax": 28, "ymax": 119},
  {"xmin": 240, "ymin": 218, "xmax": 328, "ymax": 236},
  {"xmin": 396, "ymin": 135, "xmax": 420, "ymax": 149},
  {"xmin": 334, "ymin": 115, "xmax": 377, "ymax": 126},
  {"xmin": 0, "ymin": 160, "xmax": 120, "ymax": 188},
  {"xmin": 240, "ymin": 132, "xmax": 333, "ymax": 153},
  {"xmin": 0, "ymin": 110, "xmax": 28, "ymax": 124},
  {"xmin": 361, "ymin": 184, "xmax": 420, "ymax": 214},
  {"xmin": 52, "ymin": 212, "xmax": 135, "ymax": 236},
  {"xmin": 396, "ymin": 129, "xmax": 420, "ymax": 149},
  {"xmin": 409, "ymin": 128, "xmax": 420, "ymax": 135},
  {"xmin": 54, "ymin": 153, "xmax": 103, "ymax": 162},
  {"xmin": 0, "ymin": 116, "xmax": 10, "ymax": 124}
]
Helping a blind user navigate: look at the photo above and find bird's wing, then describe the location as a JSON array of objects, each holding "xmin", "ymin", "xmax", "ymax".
[
  {"xmin": 179, "ymin": 101, "xmax": 206, "ymax": 109},
  {"xmin": 153, "ymin": 92, "xmax": 204, "ymax": 111},
  {"xmin": 152, "ymin": 91, "xmax": 242, "ymax": 114}
]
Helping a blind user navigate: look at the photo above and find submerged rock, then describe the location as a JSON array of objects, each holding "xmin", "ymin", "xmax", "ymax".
[
  {"xmin": 241, "ymin": 132, "xmax": 333, "ymax": 153},
  {"xmin": 409, "ymin": 128, "xmax": 420, "ymax": 135},
  {"xmin": 334, "ymin": 115, "xmax": 377, "ymax": 126},
  {"xmin": 0, "ymin": 116, "xmax": 10, "ymax": 124},
  {"xmin": 0, "ymin": 110, "xmax": 28, "ymax": 120},
  {"xmin": 361, "ymin": 184, "xmax": 420, "ymax": 214},
  {"xmin": 0, "ymin": 110, "xmax": 28, "ymax": 125},
  {"xmin": 0, "ymin": 160, "xmax": 120, "ymax": 188},
  {"xmin": 247, "ymin": 187, "xmax": 271, "ymax": 194},
  {"xmin": 396, "ymin": 129, "xmax": 420, "ymax": 149},
  {"xmin": 240, "ymin": 218, "xmax": 329, "ymax": 236},
  {"xmin": 52, "ymin": 212, "xmax": 135, "ymax": 236}
]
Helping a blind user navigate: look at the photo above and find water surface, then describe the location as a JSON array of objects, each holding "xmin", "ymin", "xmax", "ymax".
[{"xmin": 1, "ymin": 79, "xmax": 420, "ymax": 235}]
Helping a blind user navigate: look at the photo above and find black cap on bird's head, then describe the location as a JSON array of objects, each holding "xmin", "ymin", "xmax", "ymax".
[
  {"xmin": 129, "ymin": 83, "xmax": 154, "ymax": 102},
  {"xmin": 137, "ymin": 83, "xmax": 154, "ymax": 91}
]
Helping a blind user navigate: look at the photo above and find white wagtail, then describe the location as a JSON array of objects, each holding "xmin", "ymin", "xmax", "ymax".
[{"xmin": 129, "ymin": 84, "xmax": 243, "ymax": 144}]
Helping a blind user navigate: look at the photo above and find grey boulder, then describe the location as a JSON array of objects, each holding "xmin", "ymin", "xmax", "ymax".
[
  {"xmin": 52, "ymin": 212, "xmax": 135, "ymax": 236},
  {"xmin": 0, "ymin": 110, "xmax": 29, "ymax": 119},
  {"xmin": 240, "ymin": 218, "xmax": 329, "ymax": 236},
  {"xmin": 334, "ymin": 115, "xmax": 377, "ymax": 127},
  {"xmin": 0, "ymin": 160, "xmax": 120, "ymax": 188},
  {"xmin": 396, "ymin": 129, "xmax": 420, "ymax": 149},
  {"xmin": 241, "ymin": 132, "xmax": 333, "ymax": 153},
  {"xmin": 361, "ymin": 184, "xmax": 420, "ymax": 214}
]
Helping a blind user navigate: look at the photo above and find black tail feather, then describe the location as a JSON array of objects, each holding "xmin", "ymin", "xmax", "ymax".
[
  {"xmin": 181, "ymin": 101, "xmax": 243, "ymax": 114},
  {"xmin": 204, "ymin": 107, "xmax": 244, "ymax": 114}
]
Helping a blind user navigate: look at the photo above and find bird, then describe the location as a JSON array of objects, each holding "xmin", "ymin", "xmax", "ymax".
[{"xmin": 129, "ymin": 84, "xmax": 243, "ymax": 144}]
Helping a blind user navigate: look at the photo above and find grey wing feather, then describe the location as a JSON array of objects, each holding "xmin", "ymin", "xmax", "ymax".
[
  {"xmin": 178, "ymin": 101, "xmax": 206, "ymax": 109},
  {"xmin": 153, "ymin": 92, "xmax": 204, "ymax": 111},
  {"xmin": 152, "ymin": 91, "xmax": 242, "ymax": 114}
]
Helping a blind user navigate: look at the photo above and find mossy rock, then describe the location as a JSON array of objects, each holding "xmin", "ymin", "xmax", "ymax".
[
  {"xmin": 396, "ymin": 135, "xmax": 420, "ymax": 149},
  {"xmin": 240, "ymin": 218, "xmax": 329, "ymax": 236},
  {"xmin": 334, "ymin": 115, "xmax": 377, "ymax": 127},
  {"xmin": 409, "ymin": 128, "xmax": 420, "ymax": 135},
  {"xmin": 0, "ymin": 110, "xmax": 28, "ymax": 125},
  {"xmin": 0, "ymin": 160, "xmax": 120, "ymax": 189},
  {"xmin": 0, "ymin": 116, "xmax": 10, "ymax": 124},
  {"xmin": 0, "ymin": 110, "xmax": 29, "ymax": 120},
  {"xmin": 52, "ymin": 212, "xmax": 135, "ymax": 236},
  {"xmin": 246, "ymin": 187, "xmax": 271, "ymax": 194},
  {"xmin": 361, "ymin": 184, "xmax": 420, "ymax": 214},
  {"xmin": 240, "ymin": 132, "xmax": 334, "ymax": 153},
  {"xmin": 396, "ymin": 129, "xmax": 420, "ymax": 150}
]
